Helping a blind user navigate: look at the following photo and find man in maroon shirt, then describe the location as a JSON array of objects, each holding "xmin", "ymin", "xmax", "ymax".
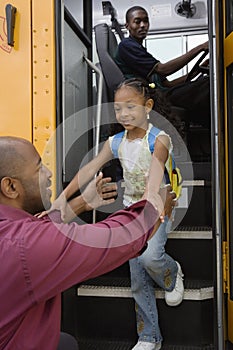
[{"xmin": 0, "ymin": 136, "xmax": 174, "ymax": 350}]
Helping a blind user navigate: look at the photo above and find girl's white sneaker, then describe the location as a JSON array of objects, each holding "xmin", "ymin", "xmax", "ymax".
[
  {"xmin": 131, "ymin": 341, "xmax": 161, "ymax": 350},
  {"xmin": 165, "ymin": 261, "xmax": 184, "ymax": 306}
]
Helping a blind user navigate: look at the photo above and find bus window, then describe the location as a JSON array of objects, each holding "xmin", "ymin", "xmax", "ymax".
[
  {"xmin": 145, "ymin": 32, "xmax": 208, "ymax": 81},
  {"xmin": 146, "ymin": 35, "xmax": 185, "ymax": 80}
]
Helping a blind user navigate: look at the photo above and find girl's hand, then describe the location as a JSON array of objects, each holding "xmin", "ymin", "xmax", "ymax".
[
  {"xmin": 63, "ymin": 173, "xmax": 117, "ymax": 222},
  {"xmin": 35, "ymin": 192, "xmax": 67, "ymax": 221},
  {"xmin": 82, "ymin": 172, "xmax": 117, "ymax": 211},
  {"xmin": 159, "ymin": 185, "xmax": 177, "ymax": 221},
  {"xmin": 35, "ymin": 172, "xmax": 118, "ymax": 222}
]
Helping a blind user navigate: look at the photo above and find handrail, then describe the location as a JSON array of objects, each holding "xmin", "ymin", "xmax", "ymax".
[
  {"xmin": 83, "ymin": 54, "xmax": 103, "ymax": 223},
  {"xmin": 208, "ymin": 0, "xmax": 224, "ymax": 348}
]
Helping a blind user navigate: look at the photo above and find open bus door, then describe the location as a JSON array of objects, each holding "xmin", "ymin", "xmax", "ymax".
[
  {"xmin": 224, "ymin": 0, "xmax": 233, "ymax": 345},
  {"xmin": 211, "ymin": 0, "xmax": 233, "ymax": 347}
]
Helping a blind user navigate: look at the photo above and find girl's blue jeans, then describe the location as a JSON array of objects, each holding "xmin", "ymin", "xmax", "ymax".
[{"xmin": 129, "ymin": 216, "xmax": 178, "ymax": 344}]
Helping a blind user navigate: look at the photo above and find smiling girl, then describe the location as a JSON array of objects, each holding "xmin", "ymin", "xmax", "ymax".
[{"xmin": 48, "ymin": 78, "xmax": 184, "ymax": 350}]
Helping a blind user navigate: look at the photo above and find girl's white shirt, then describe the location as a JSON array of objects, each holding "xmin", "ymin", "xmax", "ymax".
[{"xmin": 109, "ymin": 123, "xmax": 173, "ymax": 207}]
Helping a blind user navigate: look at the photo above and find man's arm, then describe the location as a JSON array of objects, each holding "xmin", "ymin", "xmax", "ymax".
[
  {"xmin": 29, "ymin": 199, "xmax": 160, "ymax": 301},
  {"xmin": 152, "ymin": 41, "xmax": 208, "ymax": 79},
  {"xmin": 37, "ymin": 141, "xmax": 113, "ymax": 221},
  {"xmin": 62, "ymin": 173, "xmax": 117, "ymax": 222},
  {"xmin": 30, "ymin": 155, "xmax": 175, "ymax": 299},
  {"xmin": 37, "ymin": 172, "xmax": 117, "ymax": 222},
  {"xmin": 63, "ymin": 140, "xmax": 113, "ymax": 200}
]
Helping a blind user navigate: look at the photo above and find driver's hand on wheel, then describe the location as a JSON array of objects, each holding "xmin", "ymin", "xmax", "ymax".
[
  {"xmin": 200, "ymin": 58, "xmax": 209, "ymax": 67},
  {"xmin": 201, "ymin": 41, "xmax": 209, "ymax": 52}
]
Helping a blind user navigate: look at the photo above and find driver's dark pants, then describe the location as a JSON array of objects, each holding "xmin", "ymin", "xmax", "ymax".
[
  {"xmin": 165, "ymin": 76, "xmax": 210, "ymax": 128},
  {"xmin": 57, "ymin": 332, "xmax": 79, "ymax": 350}
]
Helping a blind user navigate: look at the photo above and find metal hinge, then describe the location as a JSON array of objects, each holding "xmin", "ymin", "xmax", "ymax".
[{"xmin": 223, "ymin": 241, "xmax": 229, "ymax": 293}]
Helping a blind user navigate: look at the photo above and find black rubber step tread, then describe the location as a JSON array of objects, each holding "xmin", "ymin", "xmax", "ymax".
[
  {"xmin": 79, "ymin": 277, "xmax": 212, "ymax": 290},
  {"xmin": 78, "ymin": 339, "xmax": 133, "ymax": 350},
  {"xmin": 162, "ymin": 347, "xmax": 214, "ymax": 350},
  {"xmin": 79, "ymin": 276, "xmax": 131, "ymax": 288},
  {"xmin": 78, "ymin": 339, "xmax": 215, "ymax": 349},
  {"xmin": 174, "ymin": 226, "xmax": 212, "ymax": 232}
]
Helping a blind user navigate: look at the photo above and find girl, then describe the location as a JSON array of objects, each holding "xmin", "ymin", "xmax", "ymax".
[{"xmin": 48, "ymin": 78, "xmax": 184, "ymax": 350}]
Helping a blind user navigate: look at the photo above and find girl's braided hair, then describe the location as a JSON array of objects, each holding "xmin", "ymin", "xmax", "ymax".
[
  {"xmin": 115, "ymin": 77, "xmax": 156, "ymax": 100},
  {"xmin": 112, "ymin": 77, "xmax": 186, "ymax": 138}
]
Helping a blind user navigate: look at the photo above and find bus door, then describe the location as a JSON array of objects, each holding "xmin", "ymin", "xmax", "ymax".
[
  {"xmin": 210, "ymin": 0, "xmax": 233, "ymax": 346},
  {"xmin": 224, "ymin": 0, "xmax": 233, "ymax": 344},
  {"xmin": 56, "ymin": 1, "xmax": 93, "ymax": 198}
]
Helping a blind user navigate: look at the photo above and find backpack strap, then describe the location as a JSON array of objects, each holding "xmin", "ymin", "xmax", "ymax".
[
  {"xmin": 148, "ymin": 125, "xmax": 176, "ymax": 169},
  {"xmin": 111, "ymin": 125, "xmax": 182, "ymax": 197},
  {"xmin": 148, "ymin": 125, "xmax": 161, "ymax": 153},
  {"xmin": 148, "ymin": 126, "xmax": 181, "ymax": 190},
  {"xmin": 147, "ymin": 126, "xmax": 169, "ymax": 184},
  {"xmin": 112, "ymin": 126, "xmax": 160, "ymax": 157},
  {"xmin": 111, "ymin": 131, "xmax": 125, "ymax": 158}
]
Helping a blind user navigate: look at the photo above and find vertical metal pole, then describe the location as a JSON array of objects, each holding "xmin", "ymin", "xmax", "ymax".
[
  {"xmin": 83, "ymin": 0, "xmax": 93, "ymax": 107},
  {"xmin": 83, "ymin": 0, "xmax": 98, "ymax": 224},
  {"xmin": 83, "ymin": 55, "xmax": 103, "ymax": 224},
  {"xmin": 208, "ymin": 0, "xmax": 225, "ymax": 348}
]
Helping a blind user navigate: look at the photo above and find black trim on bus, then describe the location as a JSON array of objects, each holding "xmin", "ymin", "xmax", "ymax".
[
  {"xmin": 55, "ymin": 0, "xmax": 63, "ymax": 195},
  {"xmin": 227, "ymin": 63, "xmax": 233, "ymax": 301},
  {"xmin": 64, "ymin": 6, "xmax": 91, "ymax": 49},
  {"xmin": 55, "ymin": 1, "xmax": 94, "ymax": 196}
]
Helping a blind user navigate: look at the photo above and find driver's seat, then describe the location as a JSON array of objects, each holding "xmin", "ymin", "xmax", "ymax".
[
  {"xmin": 94, "ymin": 23, "xmax": 124, "ymax": 103},
  {"xmin": 94, "ymin": 23, "xmax": 125, "ymax": 200}
]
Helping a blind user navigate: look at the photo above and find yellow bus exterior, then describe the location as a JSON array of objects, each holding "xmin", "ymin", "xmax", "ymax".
[{"xmin": 0, "ymin": 0, "xmax": 57, "ymax": 198}]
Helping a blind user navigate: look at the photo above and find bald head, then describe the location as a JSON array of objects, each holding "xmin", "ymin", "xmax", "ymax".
[
  {"xmin": 0, "ymin": 136, "xmax": 32, "ymax": 181},
  {"xmin": 0, "ymin": 137, "xmax": 52, "ymax": 213}
]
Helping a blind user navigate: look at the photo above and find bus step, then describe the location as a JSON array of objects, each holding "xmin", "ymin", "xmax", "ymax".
[
  {"xmin": 170, "ymin": 226, "xmax": 212, "ymax": 239},
  {"xmin": 78, "ymin": 339, "xmax": 133, "ymax": 350},
  {"xmin": 78, "ymin": 339, "xmax": 215, "ymax": 349},
  {"xmin": 77, "ymin": 279, "xmax": 213, "ymax": 301}
]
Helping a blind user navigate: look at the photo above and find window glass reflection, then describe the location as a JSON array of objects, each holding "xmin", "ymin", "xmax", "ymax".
[
  {"xmin": 64, "ymin": 0, "xmax": 83, "ymax": 28},
  {"xmin": 145, "ymin": 33, "xmax": 208, "ymax": 80}
]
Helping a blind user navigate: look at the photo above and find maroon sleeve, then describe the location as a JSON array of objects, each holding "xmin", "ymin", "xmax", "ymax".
[{"xmin": 22, "ymin": 200, "xmax": 158, "ymax": 302}]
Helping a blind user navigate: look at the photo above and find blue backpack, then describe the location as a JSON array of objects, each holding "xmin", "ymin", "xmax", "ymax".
[{"xmin": 111, "ymin": 125, "xmax": 182, "ymax": 198}]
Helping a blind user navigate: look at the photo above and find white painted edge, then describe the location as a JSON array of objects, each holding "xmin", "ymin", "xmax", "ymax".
[{"xmin": 77, "ymin": 285, "xmax": 214, "ymax": 300}]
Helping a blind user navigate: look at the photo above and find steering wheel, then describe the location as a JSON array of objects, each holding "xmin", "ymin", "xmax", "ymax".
[{"xmin": 185, "ymin": 50, "xmax": 209, "ymax": 82}]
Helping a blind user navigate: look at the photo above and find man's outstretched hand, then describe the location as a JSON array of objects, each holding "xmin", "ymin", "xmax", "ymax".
[{"xmin": 35, "ymin": 172, "xmax": 117, "ymax": 222}]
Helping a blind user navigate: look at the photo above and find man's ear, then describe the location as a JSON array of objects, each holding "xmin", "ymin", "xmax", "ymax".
[
  {"xmin": 145, "ymin": 98, "xmax": 154, "ymax": 113},
  {"xmin": 0, "ymin": 177, "xmax": 19, "ymax": 199},
  {"xmin": 125, "ymin": 22, "xmax": 128, "ymax": 29}
]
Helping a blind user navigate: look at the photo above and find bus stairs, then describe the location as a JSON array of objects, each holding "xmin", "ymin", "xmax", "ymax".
[{"xmin": 61, "ymin": 126, "xmax": 215, "ymax": 349}]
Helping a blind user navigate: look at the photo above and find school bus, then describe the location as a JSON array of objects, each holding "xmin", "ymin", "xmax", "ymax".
[{"xmin": 0, "ymin": 0, "xmax": 233, "ymax": 349}]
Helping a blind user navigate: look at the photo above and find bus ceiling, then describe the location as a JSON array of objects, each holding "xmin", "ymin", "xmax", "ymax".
[
  {"xmin": 64, "ymin": 0, "xmax": 208, "ymax": 34},
  {"xmin": 92, "ymin": 0, "xmax": 208, "ymax": 33}
]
